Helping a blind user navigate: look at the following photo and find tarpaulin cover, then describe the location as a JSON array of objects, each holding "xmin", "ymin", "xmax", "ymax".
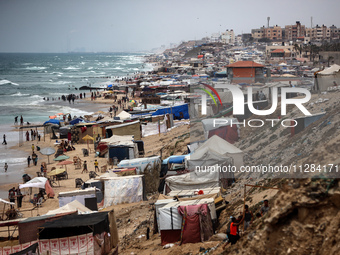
[
  {"xmin": 70, "ymin": 118, "xmax": 85, "ymax": 125},
  {"xmin": 58, "ymin": 188, "xmax": 96, "ymax": 207},
  {"xmin": 39, "ymin": 212, "xmax": 109, "ymax": 238},
  {"xmin": 163, "ymin": 155, "xmax": 188, "ymax": 165},
  {"xmin": 118, "ymin": 156, "xmax": 160, "ymax": 174},
  {"xmin": 152, "ymin": 104, "xmax": 189, "ymax": 120},
  {"xmin": 0, "ymin": 241, "xmax": 38, "ymax": 255},
  {"xmin": 104, "ymin": 175, "xmax": 143, "ymax": 207},
  {"xmin": 43, "ymin": 119, "xmax": 60, "ymax": 125},
  {"xmin": 19, "ymin": 177, "xmax": 55, "ymax": 198},
  {"xmin": 160, "ymin": 230, "xmax": 181, "ymax": 246},
  {"xmin": 208, "ymin": 125, "xmax": 239, "ymax": 144}
]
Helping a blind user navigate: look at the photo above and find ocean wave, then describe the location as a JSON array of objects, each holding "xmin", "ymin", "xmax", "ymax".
[
  {"xmin": 10, "ymin": 92, "xmax": 30, "ymax": 97},
  {"xmin": 63, "ymin": 66, "xmax": 80, "ymax": 70},
  {"xmin": 0, "ymin": 79, "xmax": 19, "ymax": 86},
  {"xmin": 25, "ymin": 66, "xmax": 47, "ymax": 70},
  {"xmin": 0, "ymin": 157, "xmax": 27, "ymax": 165}
]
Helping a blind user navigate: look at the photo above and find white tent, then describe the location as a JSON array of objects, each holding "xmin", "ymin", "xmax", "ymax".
[
  {"xmin": 315, "ymin": 64, "xmax": 340, "ymax": 91},
  {"xmin": 101, "ymin": 134, "xmax": 134, "ymax": 145},
  {"xmin": 186, "ymin": 135, "xmax": 244, "ymax": 171},
  {"xmin": 117, "ymin": 110, "xmax": 131, "ymax": 120},
  {"xmin": 45, "ymin": 200, "xmax": 92, "ymax": 215},
  {"xmin": 164, "ymin": 168, "xmax": 220, "ymax": 192}
]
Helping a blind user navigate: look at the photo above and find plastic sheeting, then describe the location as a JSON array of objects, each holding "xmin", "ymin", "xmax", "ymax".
[
  {"xmin": 118, "ymin": 156, "xmax": 160, "ymax": 174},
  {"xmin": 104, "ymin": 175, "xmax": 143, "ymax": 207},
  {"xmin": 58, "ymin": 188, "xmax": 96, "ymax": 207},
  {"xmin": 142, "ymin": 121, "xmax": 167, "ymax": 137},
  {"xmin": 152, "ymin": 104, "xmax": 189, "ymax": 120}
]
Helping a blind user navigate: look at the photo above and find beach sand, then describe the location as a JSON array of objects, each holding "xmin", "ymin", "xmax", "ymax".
[{"xmin": 0, "ymin": 93, "xmax": 134, "ymax": 219}]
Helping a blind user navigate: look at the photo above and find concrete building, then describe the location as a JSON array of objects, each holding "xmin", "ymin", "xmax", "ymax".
[
  {"xmin": 221, "ymin": 29, "xmax": 235, "ymax": 44},
  {"xmin": 251, "ymin": 27, "xmax": 265, "ymax": 40},
  {"xmin": 265, "ymin": 25, "xmax": 283, "ymax": 41},
  {"xmin": 285, "ymin": 21, "xmax": 306, "ymax": 41},
  {"xmin": 226, "ymin": 60, "xmax": 265, "ymax": 84}
]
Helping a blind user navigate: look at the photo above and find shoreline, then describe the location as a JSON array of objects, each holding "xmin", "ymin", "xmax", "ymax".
[{"xmin": 0, "ymin": 94, "xmax": 121, "ymax": 204}]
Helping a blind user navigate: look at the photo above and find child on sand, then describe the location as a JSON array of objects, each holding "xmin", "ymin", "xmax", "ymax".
[{"xmin": 82, "ymin": 161, "xmax": 88, "ymax": 174}]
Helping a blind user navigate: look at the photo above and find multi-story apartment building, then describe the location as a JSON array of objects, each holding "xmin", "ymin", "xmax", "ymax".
[
  {"xmin": 264, "ymin": 25, "xmax": 282, "ymax": 41},
  {"xmin": 305, "ymin": 24, "xmax": 340, "ymax": 42},
  {"xmin": 251, "ymin": 27, "xmax": 265, "ymax": 40},
  {"xmin": 221, "ymin": 29, "xmax": 235, "ymax": 44},
  {"xmin": 329, "ymin": 25, "xmax": 340, "ymax": 41},
  {"xmin": 285, "ymin": 21, "xmax": 306, "ymax": 41},
  {"xmin": 251, "ymin": 25, "xmax": 282, "ymax": 41}
]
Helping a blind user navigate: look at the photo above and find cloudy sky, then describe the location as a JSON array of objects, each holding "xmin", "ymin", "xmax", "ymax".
[{"xmin": 0, "ymin": 0, "xmax": 339, "ymax": 53}]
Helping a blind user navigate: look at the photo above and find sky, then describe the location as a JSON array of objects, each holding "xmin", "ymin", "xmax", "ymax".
[{"xmin": 0, "ymin": 0, "xmax": 339, "ymax": 53}]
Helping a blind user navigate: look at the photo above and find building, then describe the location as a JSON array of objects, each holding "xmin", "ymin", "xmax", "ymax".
[
  {"xmin": 221, "ymin": 29, "xmax": 235, "ymax": 44},
  {"xmin": 329, "ymin": 25, "xmax": 340, "ymax": 41},
  {"xmin": 251, "ymin": 27, "xmax": 265, "ymax": 40},
  {"xmin": 226, "ymin": 60, "xmax": 265, "ymax": 84},
  {"xmin": 265, "ymin": 45, "xmax": 295, "ymax": 59},
  {"xmin": 265, "ymin": 25, "xmax": 283, "ymax": 41},
  {"xmin": 285, "ymin": 21, "xmax": 306, "ymax": 41}
]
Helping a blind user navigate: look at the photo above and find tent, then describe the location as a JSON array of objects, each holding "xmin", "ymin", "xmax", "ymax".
[
  {"xmin": 201, "ymin": 118, "xmax": 240, "ymax": 143},
  {"xmin": 101, "ymin": 135, "xmax": 134, "ymax": 145},
  {"xmin": 104, "ymin": 175, "xmax": 144, "ymax": 207},
  {"xmin": 45, "ymin": 200, "xmax": 92, "ymax": 216},
  {"xmin": 43, "ymin": 119, "xmax": 60, "ymax": 125},
  {"xmin": 70, "ymin": 118, "xmax": 86, "ymax": 125},
  {"xmin": 116, "ymin": 110, "xmax": 131, "ymax": 120},
  {"xmin": 186, "ymin": 135, "xmax": 244, "ymax": 171},
  {"xmin": 164, "ymin": 168, "xmax": 220, "ymax": 192},
  {"xmin": 38, "ymin": 211, "xmax": 118, "ymax": 255},
  {"xmin": 151, "ymin": 104, "xmax": 189, "ymax": 120},
  {"xmin": 58, "ymin": 187, "xmax": 97, "ymax": 207},
  {"xmin": 158, "ymin": 199, "xmax": 215, "ymax": 245},
  {"xmin": 105, "ymin": 120, "xmax": 141, "ymax": 140},
  {"xmin": 315, "ymin": 64, "xmax": 340, "ymax": 91},
  {"xmin": 117, "ymin": 156, "xmax": 161, "ymax": 174}
]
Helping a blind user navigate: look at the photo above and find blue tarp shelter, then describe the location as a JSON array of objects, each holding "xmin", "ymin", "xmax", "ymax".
[
  {"xmin": 70, "ymin": 118, "xmax": 85, "ymax": 125},
  {"xmin": 43, "ymin": 119, "xmax": 60, "ymax": 125},
  {"xmin": 162, "ymin": 154, "xmax": 189, "ymax": 165},
  {"xmin": 152, "ymin": 104, "xmax": 189, "ymax": 120}
]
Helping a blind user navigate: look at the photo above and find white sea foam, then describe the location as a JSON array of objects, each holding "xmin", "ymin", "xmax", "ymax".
[
  {"xmin": 10, "ymin": 92, "xmax": 30, "ymax": 97},
  {"xmin": 63, "ymin": 66, "xmax": 80, "ymax": 70},
  {"xmin": 25, "ymin": 66, "xmax": 47, "ymax": 70},
  {"xmin": 0, "ymin": 79, "xmax": 19, "ymax": 86}
]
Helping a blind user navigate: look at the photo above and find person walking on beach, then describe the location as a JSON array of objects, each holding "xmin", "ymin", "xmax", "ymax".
[
  {"xmin": 14, "ymin": 116, "xmax": 18, "ymax": 125},
  {"xmin": 32, "ymin": 153, "xmax": 38, "ymax": 166},
  {"xmin": 27, "ymin": 156, "xmax": 31, "ymax": 167},
  {"xmin": 4, "ymin": 163, "xmax": 8, "ymax": 173},
  {"xmin": 16, "ymin": 187, "xmax": 24, "ymax": 208},
  {"xmin": 20, "ymin": 115, "xmax": 23, "ymax": 125},
  {"xmin": 2, "ymin": 134, "xmax": 7, "ymax": 145},
  {"xmin": 25, "ymin": 131, "xmax": 29, "ymax": 141},
  {"xmin": 94, "ymin": 159, "xmax": 99, "ymax": 172},
  {"xmin": 82, "ymin": 160, "xmax": 88, "ymax": 174},
  {"xmin": 32, "ymin": 144, "xmax": 35, "ymax": 153}
]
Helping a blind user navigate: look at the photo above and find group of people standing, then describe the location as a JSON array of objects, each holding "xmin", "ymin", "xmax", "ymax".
[
  {"xmin": 26, "ymin": 129, "xmax": 40, "ymax": 142},
  {"xmin": 8, "ymin": 186, "xmax": 24, "ymax": 209}
]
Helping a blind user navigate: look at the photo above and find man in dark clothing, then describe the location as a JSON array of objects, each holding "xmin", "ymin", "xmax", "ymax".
[
  {"xmin": 2, "ymin": 134, "xmax": 7, "ymax": 145},
  {"xmin": 8, "ymin": 187, "xmax": 16, "ymax": 208},
  {"xmin": 16, "ymin": 187, "xmax": 24, "ymax": 208},
  {"xmin": 27, "ymin": 156, "xmax": 31, "ymax": 167},
  {"xmin": 244, "ymin": 204, "xmax": 254, "ymax": 230},
  {"xmin": 20, "ymin": 115, "xmax": 23, "ymax": 125}
]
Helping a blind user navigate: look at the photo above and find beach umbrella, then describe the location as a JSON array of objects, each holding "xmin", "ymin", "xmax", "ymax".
[
  {"xmin": 129, "ymin": 100, "xmax": 136, "ymax": 103},
  {"xmin": 47, "ymin": 168, "xmax": 66, "ymax": 176},
  {"xmin": 49, "ymin": 115, "xmax": 57, "ymax": 119},
  {"xmin": 53, "ymin": 155, "xmax": 70, "ymax": 161},
  {"xmin": 82, "ymin": 134, "xmax": 94, "ymax": 151},
  {"xmin": 56, "ymin": 160, "xmax": 73, "ymax": 171},
  {"xmin": 40, "ymin": 147, "xmax": 56, "ymax": 164}
]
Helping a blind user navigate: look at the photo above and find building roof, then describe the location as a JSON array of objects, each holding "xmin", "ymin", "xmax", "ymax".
[
  {"xmin": 227, "ymin": 61, "xmax": 264, "ymax": 68},
  {"xmin": 272, "ymin": 49, "xmax": 284, "ymax": 53}
]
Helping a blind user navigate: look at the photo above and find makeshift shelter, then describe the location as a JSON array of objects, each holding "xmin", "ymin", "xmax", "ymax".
[
  {"xmin": 186, "ymin": 135, "xmax": 244, "ymax": 171},
  {"xmin": 38, "ymin": 211, "xmax": 118, "ymax": 255},
  {"xmin": 201, "ymin": 118, "xmax": 240, "ymax": 144},
  {"xmin": 314, "ymin": 64, "xmax": 340, "ymax": 91},
  {"xmin": 45, "ymin": 200, "xmax": 92, "ymax": 216},
  {"xmin": 105, "ymin": 120, "xmax": 141, "ymax": 140},
  {"xmin": 158, "ymin": 199, "xmax": 215, "ymax": 245},
  {"xmin": 69, "ymin": 118, "xmax": 86, "ymax": 125},
  {"xmin": 151, "ymin": 104, "xmax": 189, "ymax": 120},
  {"xmin": 164, "ymin": 168, "xmax": 220, "ymax": 193},
  {"xmin": 116, "ymin": 110, "xmax": 131, "ymax": 120},
  {"xmin": 117, "ymin": 156, "xmax": 161, "ymax": 174},
  {"xmin": 103, "ymin": 175, "xmax": 144, "ymax": 207},
  {"xmin": 108, "ymin": 144, "xmax": 138, "ymax": 162},
  {"xmin": 58, "ymin": 187, "xmax": 97, "ymax": 207},
  {"xmin": 59, "ymin": 126, "xmax": 72, "ymax": 139},
  {"xmin": 101, "ymin": 135, "xmax": 134, "ymax": 145},
  {"xmin": 19, "ymin": 177, "xmax": 54, "ymax": 198}
]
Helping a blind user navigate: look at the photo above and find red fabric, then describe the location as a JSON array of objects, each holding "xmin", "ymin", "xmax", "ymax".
[
  {"xmin": 160, "ymin": 230, "xmax": 181, "ymax": 245},
  {"xmin": 67, "ymin": 132, "xmax": 71, "ymax": 141},
  {"xmin": 208, "ymin": 125, "xmax": 239, "ymax": 144},
  {"xmin": 45, "ymin": 180, "xmax": 55, "ymax": 198},
  {"xmin": 230, "ymin": 222, "xmax": 237, "ymax": 235}
]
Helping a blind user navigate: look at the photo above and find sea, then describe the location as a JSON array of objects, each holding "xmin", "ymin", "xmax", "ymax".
[{"xmin": 0, "ymin": 52, "xmax": 152, "ymax": 198}]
